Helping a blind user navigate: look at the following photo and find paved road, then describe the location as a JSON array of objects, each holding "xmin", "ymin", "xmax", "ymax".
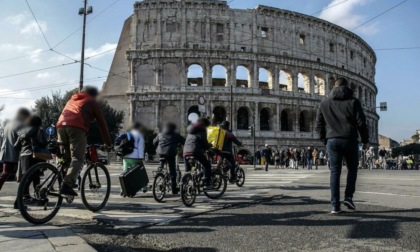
[{"xmin": 1, "ymin": 164, "xmax": 419, "ymax": 251}]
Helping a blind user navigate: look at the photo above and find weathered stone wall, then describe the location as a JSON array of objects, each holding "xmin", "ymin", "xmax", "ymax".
[{"xmin": 102, "ymin": 0, "xmax": 379, "ymax": 150}]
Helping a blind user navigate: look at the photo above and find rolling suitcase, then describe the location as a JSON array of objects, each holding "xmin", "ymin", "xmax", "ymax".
[{"xmin": 119, "ymin": 164, "xmax": 149, "ymax": 197}]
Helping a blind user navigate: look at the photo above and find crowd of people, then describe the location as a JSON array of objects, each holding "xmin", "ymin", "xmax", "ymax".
[{"xmin": 255, "ymin": 146, "xmax": 327, "ymax": 170}]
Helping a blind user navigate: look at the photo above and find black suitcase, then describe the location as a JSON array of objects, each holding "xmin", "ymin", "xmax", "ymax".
[{"xmin": 119, "ymin": 164, "xmax": 149, "ymax": 197}]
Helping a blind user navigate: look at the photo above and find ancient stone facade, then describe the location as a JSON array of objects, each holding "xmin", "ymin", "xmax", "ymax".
[{"xmin": 102, "ymin": 0, "xmax": 379, "ymax": 152}]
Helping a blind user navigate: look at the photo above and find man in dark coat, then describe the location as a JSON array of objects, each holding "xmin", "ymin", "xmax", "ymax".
[
  {"xmin": 316, "ymin": 77, "xmax": 369, "ymax": 214},
  {"xmin": 305, "ymin": 147, "xmax": 313, "ymax": 170},
  {"xmin": 154, "ymin": 123, "xmax": 185, "ymax": 194},
  {"xmin": 183, "ymin": 118, "xmax": 212, "ymax": 190},
  {"xmin": 262, "ymin": 144, "xmax": 273, "ymax": 171},
  {"xmin": 0, "ymin": 108, "xmax": 31, "ymax": 192}
]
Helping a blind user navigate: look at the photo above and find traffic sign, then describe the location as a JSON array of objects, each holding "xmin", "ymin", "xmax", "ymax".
[
  {"xmin": 380, "ymin": 102, "xmax": 387, "ymax": 112},
  {"xmin": 46, "ymin": 127, "xmax": 55, "ymax": 136},
  {"xmin": 198, "ymin": 95, "xmax": 206, "ymax": 105},
  {"xmin": 198, "ymin": 105, "xmax": 206, "ymax": 113}
]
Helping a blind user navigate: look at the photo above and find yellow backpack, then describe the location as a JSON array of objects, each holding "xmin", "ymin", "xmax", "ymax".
[{"xmin": 207, "ymin": 126, "xmax": 227, "ymax": 151}]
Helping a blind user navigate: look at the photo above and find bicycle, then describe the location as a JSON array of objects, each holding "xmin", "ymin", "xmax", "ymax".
[
  {"xmin": 152, "ymin": 156, "xmax": 182, "ymax": 202},
  {"xmin": 180, "ymin": 155, "xmax": 227, "ymax": 207},
  {"xmin": 16, "ymin": 140, "xmax": 111, "ymax": 224},
  {"xmin": 216, "ymin": 149, "xmax": 245, "ymax": 187}
]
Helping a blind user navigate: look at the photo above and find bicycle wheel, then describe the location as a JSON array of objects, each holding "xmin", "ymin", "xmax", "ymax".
[
  {"xmin": 153, "ymin": 173, "xmax": 167, "ymax": 202},
  {"xmin": 180, "ymin": 173, "xmax": 196, "ymax": 207},
  {"xmin": 17, "ymin": 163, "xmax": 63, "ymax": 225},
  {"xmin": 204, "ymin": 169, "xmax": 227, "ymax": 199},
  {"xmin": 81, "ymin": 163, "xmax": 111, "ymax": 212},
  {"xmin": 236, "ymin": 167, "xmax": 245, "ymax": 187}
]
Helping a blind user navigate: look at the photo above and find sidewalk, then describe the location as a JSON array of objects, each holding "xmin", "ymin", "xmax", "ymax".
[{"xmin": 0, "ymin": 212, "xmax": 95, "ymax": 252}]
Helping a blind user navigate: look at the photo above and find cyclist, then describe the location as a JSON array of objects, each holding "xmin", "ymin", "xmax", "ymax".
[
  {"xmin": 153, "ymin": 122, "xmax": 185, "ymax": 194},
  {"xmin": 378, "ymin": 147, "xmax": 388, "ymax": 169},
  {"xmin": 56, "ymin": 86, "xmax": 112, "ymax": 196},
  {"xmin": 365, "ymin": 147, "xmax": 375, "ymax": 169},
  {"xmin": 183, "ymin": 118, "xmax": 212, "ymax": 191},
  {"xmin": 219, "ymin": 121, "xmax": 242, "ymax": 183}
]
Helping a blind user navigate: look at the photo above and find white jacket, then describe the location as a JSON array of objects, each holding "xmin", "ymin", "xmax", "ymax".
[{"xmin": 124, "ymin": 129, "xmax": 145, "ymax": 159}]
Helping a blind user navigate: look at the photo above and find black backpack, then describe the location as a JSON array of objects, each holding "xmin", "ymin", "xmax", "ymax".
[{"xmin": 114, "ymin": 132, "xmax": 135, "ymax": 157}]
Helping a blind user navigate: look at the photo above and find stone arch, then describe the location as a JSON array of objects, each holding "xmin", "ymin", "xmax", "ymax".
[
  {"xmin": 314, "ymin": 73, "xmax": 326, "ymax": 95},
  {"xmin": 212, "ymin": 64, "xmax": 227, "ymax": 87},
  {"xmin": 161, "ymin": 105, "xmax": 180, "ymax": 129},
  {"xmin": 260, "ymin": 107, "xmax": 272, "ymax": 131},
  {"xmin": 298, "ymin": 72, "xmax": 310, "ymax": 93},
  {"xmin": 212, "ymin": 106, "xmax": 227, "ymax": 125},
  {"xmin": 236, "ymin": 65, "xmax": 250, "ymax": 88},
  {"xmin": 281, "ymin": 109, "xmax": 294, "ymax": 132},
  {"xmin": 279, "ymin": 69, "xmax": 292, "ymax": 91},
  {"xmin": 137, "ymin": 63, "xmax": 155, "ymax": 86},
  {"xmin": 259, "ymin": 67, "xmax": 273, "ymax": 90},
  {"xmin": 299, "ymin": 110, "xmax": 312, "ymax": 132},
  {"xmin": 162, "ymin": 63, "xmax": 181, "ymax": 86},
  {"xmin": 187, "ymin": 105, "xmax": 201, "ymax": 124},
  {"xmin": 237, "ymin": 106, "xmax": 250, "ymax": 130},
  {"xmin": 187, "ymin": 64, "xmax": 203, "ymax": 86}
]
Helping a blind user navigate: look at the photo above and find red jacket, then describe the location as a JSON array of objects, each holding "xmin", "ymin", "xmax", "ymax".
[{"xmin": 57, "ymin": 93, "xmax": 112, "ymax": 145}]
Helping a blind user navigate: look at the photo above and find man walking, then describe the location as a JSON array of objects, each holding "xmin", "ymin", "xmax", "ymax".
[
  {"xmin": 305, "ymin": 147, "xmax": 313, "ymax": 170},
  {"xmin": 262, "ymin": 144, "xmax": 272, "ymax": 171},
  {"xmin": 316, "ymin": 77, "xmax": 369, "ymax": 214}
]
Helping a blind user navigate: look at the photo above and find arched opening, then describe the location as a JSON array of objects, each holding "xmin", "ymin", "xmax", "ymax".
[
  {"xmin": 137, "ymin": 64, "xmax": 155, "ymax": 87},
  {"xmin": 212, "ymin": 106, "xmax": 226, "ymax": 125},
  {"xmin": 279, "ymin": 70, "xmax": 292, "ymax": 91},
  {"xmin": 187, "ymin": 64, "xmax": 203, "ymax": 86},
  {"xmin": 281, "ymin": 109, "xmax": 293, "ymax": 132},
  {"xmin": 187, "ymin": 106, "xmax": 201, "ymax": 124},
  {"xmin": 298, "ymin": 72, "xmax": 310, "ymax": 93},
  {"xmin": 161, "ymin": 105, "xmax": 180, "ymax": 129},
  {"xmin": 299, "ymin": 110, "xmax": 311, "ymax": 132},
  {"xmin": 237, "ymin": 107, "xmax": 249, "ymax": 130},
  {"xmin": 364, "ymin": 88, "xmax": 369, "ymax": 107},
  {"xmin": 259, "ymin": 68, "xmax": 272, "ymax": 90},
  {"xmin": 314, "ymin": 74, "xmax": 325, "ymax": 95},
  {"xmin": 212, "ymin": 64, "xmax": 227, "ymax": 87},
  {"xmin": 260, "ymin": 108, "xmax": 271, "ymax": 131},
  {"xmin": 162, "ymin": 63, "xmax": 180, "ymax": 86},
  {"xmin": 236, "ymin": 65, "xmax": 249, "ymax": 88}
]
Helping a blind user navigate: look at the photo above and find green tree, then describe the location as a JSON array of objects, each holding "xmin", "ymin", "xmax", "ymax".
[{"xmin": 34, "ymin": 89, "xmax": 124, "ymax": 144}]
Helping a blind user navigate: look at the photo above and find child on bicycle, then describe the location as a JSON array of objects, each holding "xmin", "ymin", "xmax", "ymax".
[
  {"xmin": 183, "ymin": 117, "xmax": 213, "ymax": 191},
  {"xmin": 219, "ymin": 121, "xmax": 242, "ymax": 183},
  {"xmin": 153, "ymin": 122, "xmax": 185, "ymax": 194}
]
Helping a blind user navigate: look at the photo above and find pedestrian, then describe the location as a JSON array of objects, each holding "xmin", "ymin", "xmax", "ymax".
[
  {"xmin": 301, "ymin": 147, "xmax": 307, "ymax": 169},
  {"xmin": 14, "ymin": 115, "xmax": 48, "ymax": 209},
  {"xmin": 313, "ymin": 148, "xmax": 319, "ymax": 170},
  {"xmin": 255, "ymin": 150, "xmax": 261, "ymax": 166},
  {"xmin": 288, "ymin": 148, "xmax": 294, "ymax": 169},
  {"xmin": 293, "ymin": 148, "xmax": 299, "ymax": 170},
  {"xmin": 262, "ymin": 144, "xmax": 272, "ymax": 171},
  {"xmin": 0, "ymin": 108, "xmax": 31, "ymax": 199},
  {"xmin": 319, "ymin": 150, "xmax": 325, "ymax": 166},
  {"xmin": 274, "ymin": 150, "xmax": 280, "ymax": 169},
  {"xmin": 316, "ymin": 77, "xmax": 369, "ymax": 214},
  {"xmin": 281, "ymin": 149, "xmax": 288, "ymax": 169},
  {"xmin": 305, "ymin": 147, "xmax": 313, "ymax": 170}
]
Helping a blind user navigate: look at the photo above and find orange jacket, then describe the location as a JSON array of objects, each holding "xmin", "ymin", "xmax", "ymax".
[{"xmin": 57, "ymin": 93, "xmax": 112, "ymax": 145}]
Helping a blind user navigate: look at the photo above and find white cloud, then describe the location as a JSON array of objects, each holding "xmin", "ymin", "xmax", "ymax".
[
  {"xmin": 0, "ymin": 89, "xmax": 35, "ymax": 122},
  {"xmin": 36, "ymin": 72, "xmax": 52, "ymax": 79},
  {"xmin": 5, "ymin": 14, "xmax": 26, "ymax": 25},
  {"xmin": 50, "ymin": 43, "xmax": 117, "ymax": 63},
  {"xmin": 30, "ymin": 48, "xmax": 44, "ymax": 63},
  {"xmin": 20, "ymin": 20, "xmax": 48, "ymax": 35},
  {"xmin": 0, "ymin": 43, "xmax": 31, "ymax": 53},
  {"xmin": 319, "ymin": 0, "xmax": 379, "ymax": 35}
]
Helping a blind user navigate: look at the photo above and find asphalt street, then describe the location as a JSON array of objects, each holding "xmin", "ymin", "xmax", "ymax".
[{"xmin": 0, "ymin": 163, "xmax": 419, "ymax": 251}]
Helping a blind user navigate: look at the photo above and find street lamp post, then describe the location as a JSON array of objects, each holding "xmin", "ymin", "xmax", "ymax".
[
  {"xmin": 78, "ymin": 0, "xmax": 93, "ymax": 92},
  {"xmin": 230, "ymin": 84, "xmax": 233, "ymax": 130}
]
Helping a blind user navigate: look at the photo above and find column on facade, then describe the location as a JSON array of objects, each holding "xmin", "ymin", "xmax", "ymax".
[
  {"xmin": 309, "ymin": 71, "xmax": 315, "ymax": 96},
  {"xmin": 155, "ymin": 100, "xmax": 160, "ymax": 131},
  {"xmin": 295, "ymin": 107, "xmax": 300, "ymax": 133},
  {"xmin": 324, "ymin": 73, "xmax": 331, "ymax": 96},
  {"xmin": 273, "ymin": 65, "xmax": 280, "ymax": 92},
  {"xmin": 203, "ymin": 60, "xmax": 211, "ymax": 86},
  {"xmin": 250, "ymin": 61, "xmax": 259, "ymax": 89},
  {"xmin": 275, "ymin": 103, "xmax": 280, "ymax": 131},
  {"xmin": 254, "ymin": 102, "xmax": 260, "ymax": 132},
  {"xmin": 156, "ymin": 12, "xmax": 162, "ymax": 49},
  {"xmin": 180, "ymin": 58, "xmax": 187, "ymax": 87},
  {"xmin": 292, "ymin": 72, "xmax": 299, "ymax": 92},
  {"xmin": 129, "ymin": 97, "xmax": 136, "ymax": 127},
  {"xmin": 154, "ymin": 61, "xmax": 162, "ymax": 87},
  {"xmin": 180, "ymin": 99, "xmax": 186, "ymax": 136},
  {"xmin": 226, "ymin": 63, "xmax": 235, "ymax": 87}
]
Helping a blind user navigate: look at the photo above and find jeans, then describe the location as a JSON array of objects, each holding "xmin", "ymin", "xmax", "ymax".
[
  {"xmin": 264, "ymin": 157, "xmax": 270, "ymax": 171},
  {"xmin": 307, "ymin": 159, "xmax": 313, "ymax": 170},
  {"xmin": 327, "ymin": 138, "xmax": 359, "ymax": 207},
  {"xmin": 184, "ymin": 153, "xmax": 212, "ymax": 185},
  {"xmin": 58, "ymin": 127, "xmax": 87, "ymax": 187},
  {"xmin": 159, "ymin": 155, "xmax": 178, "ymax": 187}
]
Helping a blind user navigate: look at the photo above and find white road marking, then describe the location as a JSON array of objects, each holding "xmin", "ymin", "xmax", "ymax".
[{"xmin": 358, "ymin": 191, "xmax": 420, "ymax": 198}]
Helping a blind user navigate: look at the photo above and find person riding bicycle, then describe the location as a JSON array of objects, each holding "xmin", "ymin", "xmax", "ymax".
[
  {"xmin": 153, "ymin": 122, "xmax": 185, "ymax": 194},
  {"xmin": 218, "ymin": 121, "xmax": 242, "ymax": 183},
  {"xmin": 183, "ymin": 118, "xmax": 213, "ymax": 191},
  {"xmin": 56, "ymin": 86, "xmax": 112, "ymax": 197},
  {"xmin": 378, "ymin": 147, "xmax": 388, "ymax": 169}
]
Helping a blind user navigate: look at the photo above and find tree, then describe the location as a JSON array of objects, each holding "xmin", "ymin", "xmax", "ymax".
[
  {"xmin": 392, "ymin": 143, "xmax": 420, "ymax": 157},
  {"xmin": 411, "ymin": 134, "xmax": 419, "ymax": 143},
  {"xmin": 34, "ymin": 89, "xmax": 124, "ymax": 144}
]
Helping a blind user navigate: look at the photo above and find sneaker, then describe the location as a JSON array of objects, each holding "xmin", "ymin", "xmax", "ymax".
[
  {"xmin": 60, "ymin": 184, "xmax": 78, "ymax": 197},
  {"xmin": 343, "ymin": 198, "xmax": 356, "ymax": 210},
  {"xmin": 331, "ymin": 206, "xmax": 342, "ymax": 214}
]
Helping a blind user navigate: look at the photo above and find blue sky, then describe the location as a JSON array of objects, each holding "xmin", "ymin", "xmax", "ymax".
[{"xmin": 0, "ymin": 0, "xmax": 419, "ymax": 141}]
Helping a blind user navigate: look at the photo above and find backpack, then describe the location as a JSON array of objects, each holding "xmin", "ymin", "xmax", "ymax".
[{"xmin": 114, "ymin": 132, "xmax": 135, "ymax": 157}]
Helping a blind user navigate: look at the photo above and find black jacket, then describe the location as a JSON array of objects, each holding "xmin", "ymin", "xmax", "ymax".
[
  {"xmin": 153, "ymin": 128, "xmax": 185, "ymax": 157},
  {"xmin": 183, "ymin": 123, "xmax": 211, "ymax": 156},
  {"xmin": 222, "ymin": 131, "xmax": 242, "ymax": 153},
  {"xmin": 305, "ymin": 149, "xmax": 313, "ymax": 159},
  {"xmin": 316, "ymin": 86, "xmax": 369, "ymax": 144},
  {"xmin": 15, "ymin": 126, "xmax": 47, "ymax": 157},
  {"xmin": 262, "ymin": 147, "xmax": 272, "ymax": 161}
]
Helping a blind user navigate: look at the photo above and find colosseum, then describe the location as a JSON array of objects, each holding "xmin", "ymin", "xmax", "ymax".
[{"xmin": 102, "ymin": 0, "xmax": 379, "ymax": 154}]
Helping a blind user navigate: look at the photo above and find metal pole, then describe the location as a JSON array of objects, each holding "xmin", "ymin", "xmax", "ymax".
[
  {"xmin": 253, "ymin": 114, "xmax": 256, "ymax": 169},
  {"xmin": 79, "ymin": 0, "xmax": 88, "ymax": 92},
  {"xmin": 230, "ymin": 84, "xmax": 233, "ymax": 130}
]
